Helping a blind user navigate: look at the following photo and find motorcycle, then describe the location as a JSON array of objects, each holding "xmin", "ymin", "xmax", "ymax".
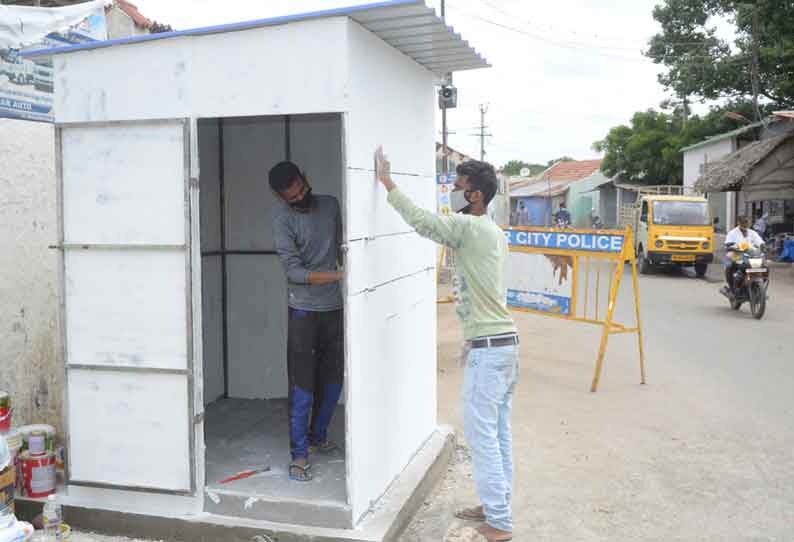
[{"xmin": 720, "ymin": 243, "xmax": 769, "ymax": 319}]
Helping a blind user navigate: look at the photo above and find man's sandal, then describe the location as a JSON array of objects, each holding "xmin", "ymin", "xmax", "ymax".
[
  {"xmin": 454, "ymin": 506, "xmax": 486, "ymax": 522},
  {"xmin": 289, "ymin": 462, "xmax": 313, "ymax": 482}
]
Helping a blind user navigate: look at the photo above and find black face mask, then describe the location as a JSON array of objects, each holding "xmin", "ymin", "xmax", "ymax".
[{"xmin": 291, "ymin": 186, "xmax": 314, "ymax": 211}]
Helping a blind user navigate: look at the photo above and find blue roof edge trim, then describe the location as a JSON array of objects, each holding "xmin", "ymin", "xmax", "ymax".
[{"xmin": 22, "ymin": 0, "xmax": 422, "ymax": 58}]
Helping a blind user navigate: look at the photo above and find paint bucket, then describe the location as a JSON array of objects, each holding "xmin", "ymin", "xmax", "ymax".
[
  {"xmin": 28, "ymin": 431, "xmax": 46, "ymax": 456},
  {"xmin": 0, "ymin": 463, "xmax": 14, "ymax": 517},
  {"xmin": 20, "ymin": 425, "xmax": 55, "ymax": 456},
  {"xmin": 19, "ymin": 451, "xmax": 55, "ymax": 498},
  {"xmin": 0, "ymin": 392, "xmax": 10, "ymax": 433}
]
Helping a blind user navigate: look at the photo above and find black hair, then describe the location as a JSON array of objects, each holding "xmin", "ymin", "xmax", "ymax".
[
  {"xmin": 456, "ymin": 160, "xmax": 498, "ymax": 205},
  {"xmin": 269, "ymin": 161, "xmax": 303, "ymax": 192}
]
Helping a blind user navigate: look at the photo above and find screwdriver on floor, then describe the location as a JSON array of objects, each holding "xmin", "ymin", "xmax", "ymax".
[{"xmin": 219, "ymin": 465, "xmax": 271, "ymax": 484}]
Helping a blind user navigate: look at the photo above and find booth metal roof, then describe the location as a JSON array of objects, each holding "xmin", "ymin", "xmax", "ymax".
[{"xmin": 23, "ymin": 0, "xmax": 490, "ymax": 75}]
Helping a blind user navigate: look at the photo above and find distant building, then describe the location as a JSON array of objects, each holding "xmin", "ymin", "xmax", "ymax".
[
  {"xmin": 682, "ymin": 115, "xmax": 793, "ymax": 231},
  {"xmin": 509, "ymin": 159, "xmax": 603, "ymax": 227}
]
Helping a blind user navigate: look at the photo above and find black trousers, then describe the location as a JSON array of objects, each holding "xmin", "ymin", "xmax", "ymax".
[{"xmin": 287, "ymin": 308, "xmax": 344, "ymax": 459}]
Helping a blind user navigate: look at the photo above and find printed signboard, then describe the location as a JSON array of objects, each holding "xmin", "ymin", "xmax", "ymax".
[{"xmin": 1, "ymin": 6, "xmax": 107, "ymax": 122}]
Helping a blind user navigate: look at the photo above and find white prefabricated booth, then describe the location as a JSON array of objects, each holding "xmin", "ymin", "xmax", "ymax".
[{"xmin": 31, "ymin": 0, "xmax": 488, "ymax": 531}]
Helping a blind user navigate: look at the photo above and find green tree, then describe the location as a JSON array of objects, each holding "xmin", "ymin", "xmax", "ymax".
[
  {"xmin": 646, "ymin": 0, "xmax": 794, "ymax": 109},
  {"xmin": 501, "ymin": 160, "xmax": 546, "ymax": 176},
  {"xmin": 593, "ymin": 102, "xmax": 758, "ymax": 184}
]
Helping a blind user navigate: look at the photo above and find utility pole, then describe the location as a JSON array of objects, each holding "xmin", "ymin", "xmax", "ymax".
[
  {"xmin": 478, "ymin": 103, "xmax": 489, "ymax": 161},
  {"xmin": 441, "ymin": 0, "xmax": 450, "ymax": 177},
  {"xmin": 751, "ymin": 3, "xmax": 762, "ymax": 124}
]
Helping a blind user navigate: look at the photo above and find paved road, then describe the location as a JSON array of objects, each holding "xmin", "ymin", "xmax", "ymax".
[{"xmin": 403, "ymin": 264, "xmax": 794, "ymax": 542}]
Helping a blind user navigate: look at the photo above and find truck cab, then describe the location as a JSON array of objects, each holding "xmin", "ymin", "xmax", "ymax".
[{"xmin": 635, "ymin": 195, "xmax": 714, "ymax": 277}]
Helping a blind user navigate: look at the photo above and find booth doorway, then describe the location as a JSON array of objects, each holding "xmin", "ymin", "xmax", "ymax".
[{"xmin": 197, "ymin": 114, "xmax": 348, "ymax": 525}]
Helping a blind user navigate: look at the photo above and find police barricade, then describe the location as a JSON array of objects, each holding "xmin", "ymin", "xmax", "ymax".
[{"xmin": 504, "ymin": 226, "xmax": 646, "ymax": 392}]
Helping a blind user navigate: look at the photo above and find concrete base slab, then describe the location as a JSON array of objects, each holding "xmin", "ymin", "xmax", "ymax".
[
  {"xmin": 204, "ymin": 398, "xmax": 349, "ymax": 527},
  {"xmin": 16, "ymin": 426, "xmax": 455, "ymax": 542}
]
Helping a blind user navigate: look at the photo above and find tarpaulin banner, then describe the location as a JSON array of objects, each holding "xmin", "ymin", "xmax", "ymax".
[{"xmin": 0, "ymin": 1, "xmax": 109, "ymax": 122}]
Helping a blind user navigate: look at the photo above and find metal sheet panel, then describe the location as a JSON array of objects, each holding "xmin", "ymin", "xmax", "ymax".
[
  {"xmin": 61, "ymin": 123, "xmax": 186, "ymax": 245},
  {"xmin": 67, "ymin": 369, "xmax": 191, "ymax": 491}
]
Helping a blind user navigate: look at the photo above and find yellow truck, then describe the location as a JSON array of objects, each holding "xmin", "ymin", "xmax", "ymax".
[{"xmin": 627, "ymin": 192, "xmax": 715, "ymax": 277}]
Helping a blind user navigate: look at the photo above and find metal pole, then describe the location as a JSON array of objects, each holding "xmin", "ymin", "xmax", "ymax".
[
  {"xmin": 751, "ymin": 5, "xmax": 762, "ymax": 124},
  {"xmin": 441, "ymin": 0, "xmax": 449, "ymax": 177}
]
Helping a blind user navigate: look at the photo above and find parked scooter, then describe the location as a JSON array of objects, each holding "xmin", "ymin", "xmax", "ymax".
[{"xmin": 720, "ymin": 242, "xmax": 769, "ymax": 319}]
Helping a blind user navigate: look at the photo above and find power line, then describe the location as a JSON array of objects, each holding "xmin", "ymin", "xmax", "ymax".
[{"xmin": 452, "ymin": 2, "xmax": 738, "ymax": 63}]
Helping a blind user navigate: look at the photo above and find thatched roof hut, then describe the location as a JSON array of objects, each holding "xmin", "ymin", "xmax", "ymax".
[{"xmin": 695, "ymin": 133, "xmax": 794, "ymax": 197}]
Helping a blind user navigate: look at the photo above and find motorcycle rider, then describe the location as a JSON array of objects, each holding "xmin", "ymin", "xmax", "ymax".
[
  {"xmin": 722, "ymin": 215, "xmax": 765, "ymax": 294},
  {"xmin": 554, "ymin": 202, "xmax": 571, "ymax": 228}
]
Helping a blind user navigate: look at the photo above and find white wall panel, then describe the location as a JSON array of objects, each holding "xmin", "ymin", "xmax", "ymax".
[
  {"xmin": 226, "ymin": 255, "xmax": 288, "ymax": 400},
  {"xmin": 345, "ymin": 170, "xmax": 436, "ymax": 241},
  {"xmin": 67, "ymin": 369, "xmax": 191, "ymax": 491},
  {"xmin": 54, "ymin": 38, "xmax": 194, "ymax": 123},
  {"xmin": 55, "ymin": 20, "xmax": 348, "ymax": 123},
  {"xmin": 346, "ymin": 232, "xmax": 435, "ymax": 294},
  {"xmin": 289, "ymin": 114, "xmax": 344, "ymax": 203},
  {"xmin": 344, "ymin": 20, "xmax": 435, "ymax": 176},
  {"xmin": 198, "ymin": 119, "xmax": 222, "ymax": 253},
  {"xmin": 223, "ymin": 117, "xmax": 285, "ymax": 251},
  {"xmin": 201, "ymin": 256, "xmax": 224, "ymax": 405},
  {"xmin": 65, "ymin": 249, "xmax": 187, "ymax": 370},
  {"xmin": 189, "ymin": 19, "xmax": 349, "ymax": 118},
  {"xmin": 343, "ymin": 19, "xmax": 439, "ymax": 521},
  {"xmin": 61, "ymin": 123, "xmax": 186, "ymax": 245},
  {"xmin": 346, "ymin": 271, "xmax": 437, "ymax": 520}
]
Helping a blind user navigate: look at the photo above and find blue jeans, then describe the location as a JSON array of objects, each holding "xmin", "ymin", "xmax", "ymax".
[{"xmin": 463, "ymin": 342, "xmax": 520, "ymax": 533}]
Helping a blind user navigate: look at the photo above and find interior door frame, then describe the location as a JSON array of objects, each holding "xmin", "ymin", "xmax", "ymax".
[{"xmin": 54, "ymin": 118, "xmax": 201, "ymax": 496}]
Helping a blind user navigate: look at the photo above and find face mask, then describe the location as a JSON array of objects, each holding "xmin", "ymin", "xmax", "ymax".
[
  {"xmin": 450, "ymin": 190, "xmax": 469, "ymax": 214},
  {"xmin": 290, "ymin": 186, "xmax": 313, "ymax": 211}
]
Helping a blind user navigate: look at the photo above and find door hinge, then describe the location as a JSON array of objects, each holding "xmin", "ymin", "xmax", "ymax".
[{"xmin": 193, "ymin": 412, "xmax": 205, "ymax": 425}]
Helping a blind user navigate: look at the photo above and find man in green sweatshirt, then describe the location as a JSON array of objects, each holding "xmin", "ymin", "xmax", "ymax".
[{"xmin": 377, "ymin": 152, "xmax": 518, "ymax": 542}]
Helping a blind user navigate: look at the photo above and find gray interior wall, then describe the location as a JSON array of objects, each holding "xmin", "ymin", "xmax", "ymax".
[
  {"xmin": 200, "ymin": 114, "xmax": 343, "ymax": 401},
  {"xmin": 199, "ymin": 119, "xmax": 225, "ymax": 405}
]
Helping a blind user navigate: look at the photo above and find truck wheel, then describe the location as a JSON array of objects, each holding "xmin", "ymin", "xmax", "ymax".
[
  {"xmin": 695, "ymin": 263, "xmax": 708, "ymax": 278},
  {"xmin": 638, "ymin": 246, "xmax": 652, "ymax": 275}
]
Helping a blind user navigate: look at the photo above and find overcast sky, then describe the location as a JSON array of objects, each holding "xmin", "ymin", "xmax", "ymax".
[{"xmin": 133, "ymin": 0, "xmax": 674, "ymax": 168}]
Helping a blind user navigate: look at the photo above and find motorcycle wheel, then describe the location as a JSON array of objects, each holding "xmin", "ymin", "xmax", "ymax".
[{"xmin": 749, "ymin": 282, "xmax": 766, "ymax": 319}]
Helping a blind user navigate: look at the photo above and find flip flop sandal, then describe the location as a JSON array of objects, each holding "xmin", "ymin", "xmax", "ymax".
[
  {"xmin": 309, "ymin": 440, "xmax": 339, "ymax": 454},
  {"xmin": 455, "ymin": 506, "xmax": 486, "ymax": 522},
  {"xmin": 288, "ymin": 462, "xmax": 313, "ymax": 482}
]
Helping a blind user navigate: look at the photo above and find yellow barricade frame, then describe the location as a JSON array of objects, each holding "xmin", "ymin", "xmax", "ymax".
[{"xmin": 503, "ymin": 225, "xmax": 646, "ymax": 392}]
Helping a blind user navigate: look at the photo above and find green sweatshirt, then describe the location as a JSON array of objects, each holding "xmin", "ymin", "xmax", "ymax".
[{"xmin": 387, "ymin": 188, "xmax": 516, "ymax": 340}]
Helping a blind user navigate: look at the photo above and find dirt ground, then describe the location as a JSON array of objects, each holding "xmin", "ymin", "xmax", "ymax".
[{"xmin": 400, "ymin": 264, "xmax": 794, "ymax": 542}]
